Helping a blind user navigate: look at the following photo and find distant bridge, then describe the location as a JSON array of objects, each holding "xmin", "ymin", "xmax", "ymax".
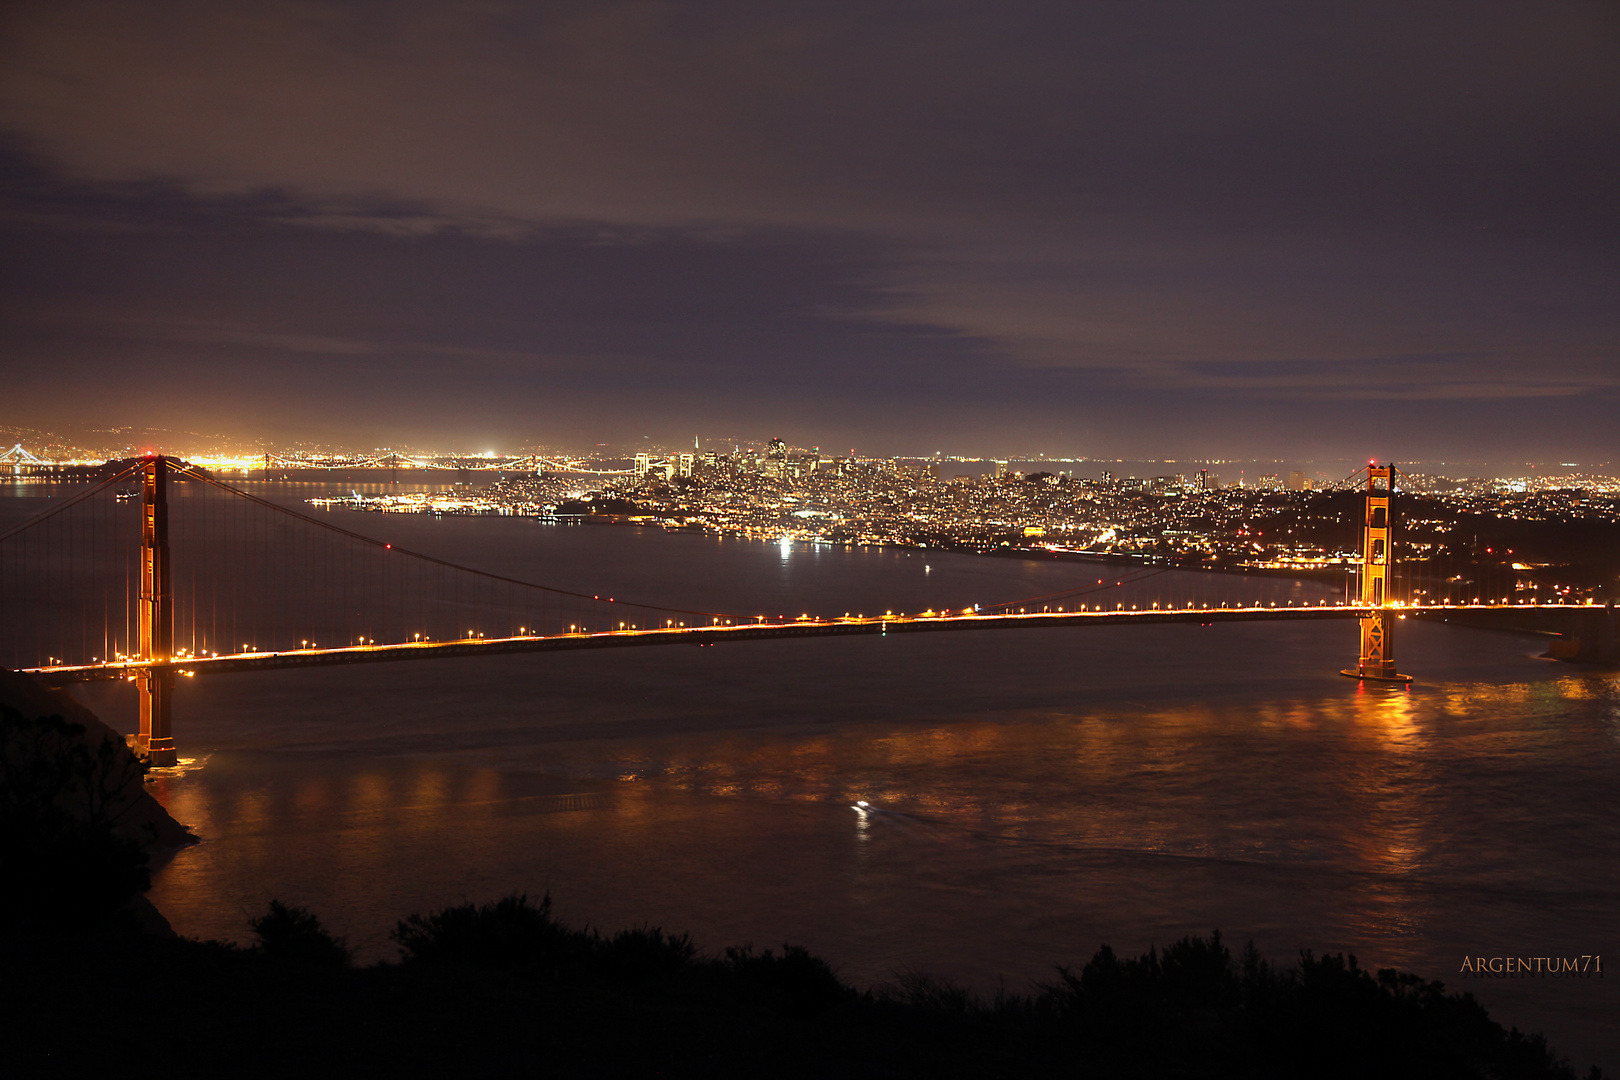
[{"xmin": 259, "ymin": 451, "xmax": 633, "ymax": 475}]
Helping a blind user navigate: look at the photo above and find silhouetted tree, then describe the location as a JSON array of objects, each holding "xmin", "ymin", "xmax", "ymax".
[
  {"xmin": 394, "ymin": 892, "xmax": 590, "ymax": 977},
  {"xmin": 251, "ymin": 900, "xmax": 350, "ymax": 967}
]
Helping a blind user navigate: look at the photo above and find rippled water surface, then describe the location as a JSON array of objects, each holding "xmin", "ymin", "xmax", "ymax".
[{"xmin": 9, "ymin": 481, "xmax": 1613, "ymax": 1068}]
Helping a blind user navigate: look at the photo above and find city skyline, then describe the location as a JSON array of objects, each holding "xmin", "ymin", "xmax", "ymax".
[
  {"xmin": 2, "ymin": 3, "xmax": 1617, "ymax": 460},
  {"xmin": 3, "ymin": 418, "xmax": 1615, "ymax": 482}
]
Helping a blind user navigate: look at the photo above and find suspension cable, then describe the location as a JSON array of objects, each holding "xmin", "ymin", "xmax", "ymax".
[
  {"xmin": 169, "ymin": 463, "xmax": 737, "ymax": 621},
  {"xmin": 0, "ymin": 461, "xmax": 143, "ymax": 544}
]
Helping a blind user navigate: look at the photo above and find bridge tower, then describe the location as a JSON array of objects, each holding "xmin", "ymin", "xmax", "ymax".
[
  {"xmin": 1341, "ymin": 464, "xmax": 1411, "ymax": 683},
  {"xmin": 133, "ymin": 455, "xmax": 178, "ymax": 765}
]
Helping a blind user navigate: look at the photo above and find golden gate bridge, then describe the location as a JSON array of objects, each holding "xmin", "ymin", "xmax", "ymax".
[{"xmin": 2, "ymin": 457, "xmax": 1612, "ymax": 766}]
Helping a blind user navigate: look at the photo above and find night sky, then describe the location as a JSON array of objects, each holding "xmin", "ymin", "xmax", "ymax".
[{"xmin": 1, "ymin": 2, "xmax": 1616, "ymax": 459}]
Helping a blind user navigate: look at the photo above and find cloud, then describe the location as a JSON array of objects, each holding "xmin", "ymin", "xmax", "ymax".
[
  {"xmin": 1161, "ymin": 355, "xmax": 1620, "ymax": 400},
  {"xmin": 4, "ymin": 1, "xmax": 1615, "ymax": 238},
  {"xmin": 0, "ymin": 1, "xmax": 1616, "ymax": 452},
  {"xmin": 160, "ymin": 321, "xmax": 378, "ymax": 356}
]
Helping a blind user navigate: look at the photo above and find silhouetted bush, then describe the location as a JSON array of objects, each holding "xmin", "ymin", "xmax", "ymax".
[
  {"xmin": 1044, "ymin": 931, "xmax": 1589, "ymax": 1079},
  {"xmin": 724, "ymin": 942, "xmax": 853, "ymax": 1017},
  {"xmin": 2, "ymin": 887, "xmax": 1603, "ymax": 1079},
  {"xmin": 251, "ymin": 900, "xmax": 350, "ymax": 968},
  {"xmin": 598, "ymin": 923, "xmax": 697, "ymax": 982},
  {"xmin": 393, "ymin": 892, "xmax": 592, "ymax": 978},
  {"xmin": 891, "ymin": 970, "xmax": 978, "ymax": 1015}
]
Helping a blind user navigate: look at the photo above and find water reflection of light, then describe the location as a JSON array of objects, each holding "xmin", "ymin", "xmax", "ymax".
[
  {"xmin": 465, "ymin": 769, "xmax": 502, "ymax": 805},
  {"xmin": 1432, "ymin": 679, "xmax": 1613, "ymax": 743},
  {"xmin": 555, "ymin": 688, "xmax": 1472, "ymax": 905},
  {"xmin": 1253, "ymin": 701, "xmax": 1320, "ymax": 731},
  {"xmin": 232, "ymin": 789, "xmax": 272, "ymax": 829},
  {"xmin": 412, "ymin": 769, "xmax": 448, "ymax": 807},
  {"xmin": 294, "ymin": 778, "xmax": 333, "ymax": 816},
  {"xmin": 1350, "ymin": 684, "xmax": 1421, "ymax": 748},
  {"xmin": 777, "ymin": 538, "xmax": 792, "ymax": 560},
  {"xmin": 159, "ymin": 776, "xmax": 213, "ymax": 836},
  {"xmin": 1555, "ymin": 676, "xmax": 1603, "ymax": 701},
  {"xmin": 351, "ymin": 772, "xmax": 390, "ymax": 811}
]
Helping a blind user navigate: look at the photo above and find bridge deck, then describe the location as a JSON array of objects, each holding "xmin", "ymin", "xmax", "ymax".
[{"xmin": 24, "ymin": 603, "xmax": 1585, "ymax": 682}]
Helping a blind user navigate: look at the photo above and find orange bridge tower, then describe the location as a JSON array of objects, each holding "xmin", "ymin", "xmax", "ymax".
[
  {"xmin": 133, "ymin": 454, "xmax": 178, "ymax": 765},
  {"xmin": 1341, "ymin": 463, "xmax": 1412, "ymax": 683}
]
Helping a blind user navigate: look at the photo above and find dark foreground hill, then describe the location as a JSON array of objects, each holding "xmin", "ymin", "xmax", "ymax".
[
  {"xmin": 0, "ymin": 668, "xmax": 191, "ymax": 942},
  {"xmin": 2, "ymin": 894, "xmax": 1601, "ymax": 1080}
]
